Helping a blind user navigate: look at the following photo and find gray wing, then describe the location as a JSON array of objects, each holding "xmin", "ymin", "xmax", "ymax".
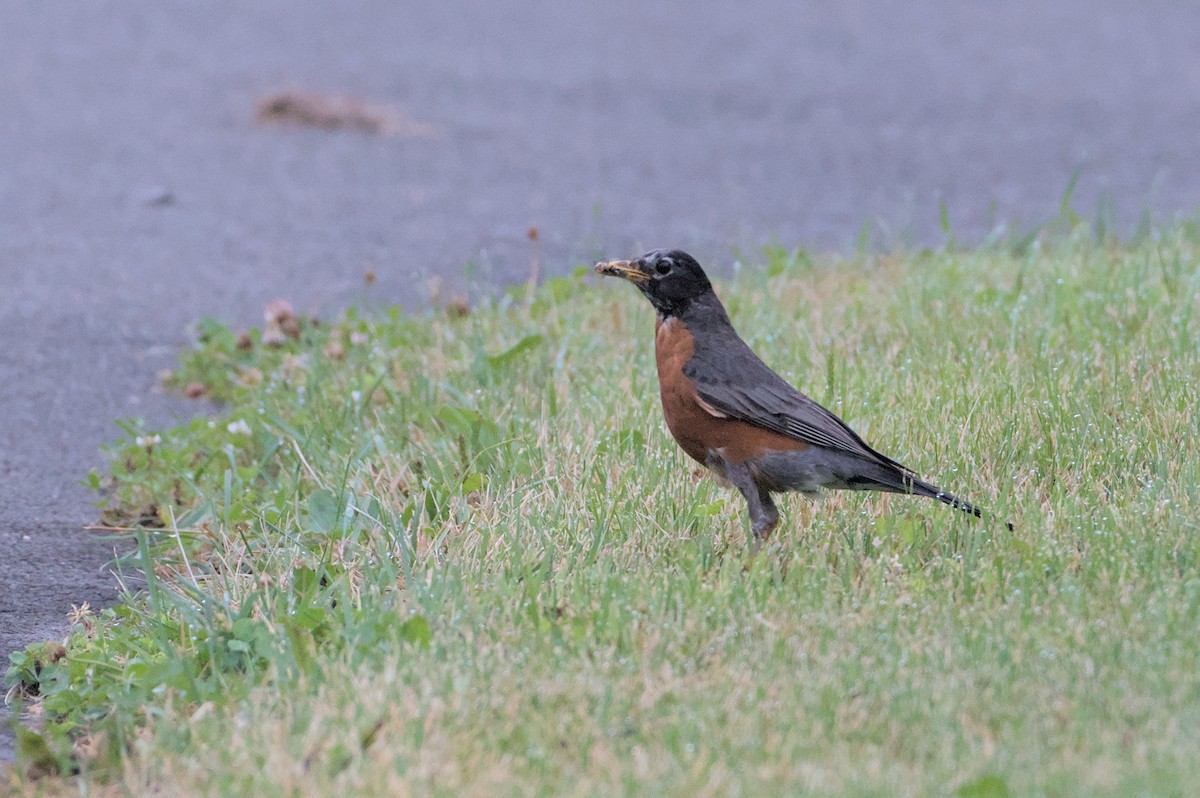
[
  {"xmin": 684, "ymin": 338, "xmax": 912, "ymax": 472},
  {"xmin": 682, "ymin": 328, "xmax": 986, "ymax": 518}
]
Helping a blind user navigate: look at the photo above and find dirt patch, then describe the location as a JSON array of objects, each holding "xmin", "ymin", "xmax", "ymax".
[{"xmin": 255, "ymin": 91, "xmax": 439, "ymax": 137}]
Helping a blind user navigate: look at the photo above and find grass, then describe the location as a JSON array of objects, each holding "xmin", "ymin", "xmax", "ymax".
[{"xmin": 6, "ymin": 224, "xmax": 1200, "ymax": 796}]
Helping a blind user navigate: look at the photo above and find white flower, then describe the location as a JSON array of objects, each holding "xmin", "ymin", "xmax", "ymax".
[
  {"xmin": 135, "ymin": 434, "xmax": 162, "ymax": 448},
  {"xmin": 351, "ymin": 390, "xmax": 362, "ymax": 403},
  {"xmin": 227, "ymin": 419, "xmax": 252, "ymax": 436}
]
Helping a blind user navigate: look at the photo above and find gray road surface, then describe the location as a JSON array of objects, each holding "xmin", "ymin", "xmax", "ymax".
[{"xmin": 3, "ymin": 0, "xmax": 1199, "ymax": 762}]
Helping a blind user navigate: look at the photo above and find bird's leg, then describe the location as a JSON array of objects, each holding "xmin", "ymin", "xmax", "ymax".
[
  {"xmin": 720, "ymin": 459, "xmax": 780, "ymax": 551},
  {"xmin": 755, "ymin": 485, "xmax": 780, "ymax": 546}
]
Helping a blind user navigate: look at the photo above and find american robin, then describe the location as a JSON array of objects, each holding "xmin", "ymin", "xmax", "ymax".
[{"xmin": 596, "ymin": 248, "xmax": 1001, "ymax": 547}]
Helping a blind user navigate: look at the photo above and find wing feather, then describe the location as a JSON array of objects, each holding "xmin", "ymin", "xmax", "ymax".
[{"xmin": 684, "ymin": 340, "xmax": 911, "ymax": 472}]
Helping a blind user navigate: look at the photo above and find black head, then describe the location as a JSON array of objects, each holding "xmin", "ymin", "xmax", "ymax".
[{"xmin": 594, "ymin": 249, "xmax": 714, "ymax": 316}]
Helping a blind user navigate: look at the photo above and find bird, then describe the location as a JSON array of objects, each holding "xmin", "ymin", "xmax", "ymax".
[{"xmin": 595, "ymin": 248, "xmax": 1001, "ymax": 548}]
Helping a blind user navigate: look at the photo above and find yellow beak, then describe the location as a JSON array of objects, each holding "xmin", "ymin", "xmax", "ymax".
[{"xmin": 594, "ymin": 259, "xmax": 649, "ymax": 283}]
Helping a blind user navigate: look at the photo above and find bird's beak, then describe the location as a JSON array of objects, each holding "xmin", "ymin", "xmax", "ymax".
[{"xmin": 594, "ymin": 259, "xmax": 649, "ymax": 283}]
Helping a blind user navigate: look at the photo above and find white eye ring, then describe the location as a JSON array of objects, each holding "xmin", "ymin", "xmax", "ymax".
[{"xmin": 654, "ymin": 260, "xmax": 672, "ymax": 275}]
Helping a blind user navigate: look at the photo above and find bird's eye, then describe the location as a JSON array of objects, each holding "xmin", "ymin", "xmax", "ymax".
[{"xmin": 654, "ymin": 260, "xmax": 672, "ymax": 276}]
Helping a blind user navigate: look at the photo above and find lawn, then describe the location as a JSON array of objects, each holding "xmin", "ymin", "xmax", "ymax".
[{"xmin": 6, "ymin": 226, "xmax": 1200, "ymax": 796}]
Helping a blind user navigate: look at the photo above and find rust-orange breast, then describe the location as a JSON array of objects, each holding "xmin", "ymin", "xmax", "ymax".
[{"xmin": 654, "ymin": 316, "xmax": 809, "ymax": 466}]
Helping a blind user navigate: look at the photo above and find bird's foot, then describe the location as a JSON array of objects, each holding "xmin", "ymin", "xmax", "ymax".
[{"xmin": 749, "ymin": 517, "xmax": 779, "ymax": 553}]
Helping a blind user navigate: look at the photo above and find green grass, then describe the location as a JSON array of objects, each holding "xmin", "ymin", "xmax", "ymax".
[{"xmin": 7, "ymin": 226, "xmax": 1200, "ymax": 796}]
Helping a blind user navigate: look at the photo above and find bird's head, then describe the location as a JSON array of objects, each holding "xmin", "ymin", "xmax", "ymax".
[{"xmin": 594, "ymin": 249, "xmax": 714, "ymax": 316}]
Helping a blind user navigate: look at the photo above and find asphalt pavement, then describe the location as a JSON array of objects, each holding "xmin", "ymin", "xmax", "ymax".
[{"xmin": 2, "ymin": 0, "xmax": 1198, "ymax": 762}]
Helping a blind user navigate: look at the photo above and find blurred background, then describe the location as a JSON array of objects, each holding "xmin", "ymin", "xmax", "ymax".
[
  {"xmin": 5, "ymin": 1, "xmax": 1200, "ymax": 317},
  {"xmin": 1, "ymin": 0, "xmax": 1199, "ymax": 758}
]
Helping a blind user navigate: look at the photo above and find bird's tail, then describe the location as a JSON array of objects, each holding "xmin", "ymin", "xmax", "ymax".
[
  {"xmin": 908, "ymin": 477, "xmax": 980, "ymax": 517},
  {"xmin": 907, "ymin": 475, "xmax": 1013, "ymax": 531},
  {"xmin": 845, "ymin": 457, "xmax": 1013, "ymax": 530}
]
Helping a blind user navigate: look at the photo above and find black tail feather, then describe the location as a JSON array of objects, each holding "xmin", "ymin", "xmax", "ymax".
[
  {"xmin": 908, "ymin": 476, "xmax": 1013, "ymax": 531},
  {"xmin": 839, "ymin": 458, "xmax": 1013, "ymax": 531}
]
